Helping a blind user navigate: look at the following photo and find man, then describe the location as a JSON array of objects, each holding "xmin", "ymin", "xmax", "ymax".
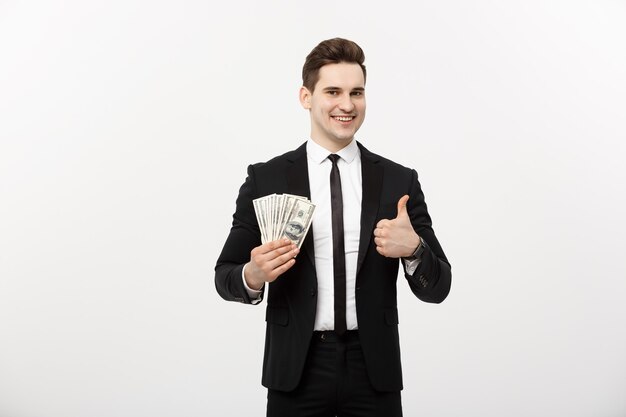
[{"xmin": 215, "ymin": 38, "xmax": 451, "ymax": 417}]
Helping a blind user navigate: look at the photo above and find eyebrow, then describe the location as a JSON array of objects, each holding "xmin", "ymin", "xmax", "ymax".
[{"xmin": 322, "ymin": 86, "xmax": 365, "ymax": 92}]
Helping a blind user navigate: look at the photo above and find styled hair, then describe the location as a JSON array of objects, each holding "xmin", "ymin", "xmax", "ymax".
[{"xmin": 302, "ymin": 38, "xmax": 366, "ymax": 92}]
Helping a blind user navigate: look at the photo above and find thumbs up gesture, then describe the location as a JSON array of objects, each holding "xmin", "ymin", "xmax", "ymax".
[{"xmin": 374, "ymin": 195, "xmax": 421, "ymax": 258}]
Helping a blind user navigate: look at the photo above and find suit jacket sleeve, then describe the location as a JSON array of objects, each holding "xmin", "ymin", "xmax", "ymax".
[
  {"xmin": 403, "ymin": 169, "xmax": 452, "ymax": 303},
  {"xmin": 215, "ymin": 164, "xmax": 265, "ymax": 304}
]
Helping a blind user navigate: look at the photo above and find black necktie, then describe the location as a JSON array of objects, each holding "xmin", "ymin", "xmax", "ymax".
[{"xmin": 328, "ymin": 154, "xmax": 346, "ymax": 336}]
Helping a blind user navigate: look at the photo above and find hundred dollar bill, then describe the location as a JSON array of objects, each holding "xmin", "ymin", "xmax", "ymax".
[
  {"xmin": 272, "ymin": 194, "xmax": 282, "ymax": 241},
  {"xmin": 278, "ymin": 194, "xmax": 310, "ymax": 240},
  {"xmin": 283, "ymin": 193, "xmax": 310, "ymax": 202},
  {"xmin": 253, "ymin": 194, "xmax": 276, "ymax": 244},
  {"xmin": 280, "ymin": 198, "xmax": 315, "ymax": 248},
  {"xmin": 276, "ymin": 195, "xmax": 296, "ymax": 239},
  {"xmin": 252, "ymin": 198, "xmax": 267, "ymax": 243}
]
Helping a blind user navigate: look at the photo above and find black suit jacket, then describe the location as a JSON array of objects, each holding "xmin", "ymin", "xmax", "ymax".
[{"xmin": 215, "ymin": 141, "xmax": 451, "ymax": 392}]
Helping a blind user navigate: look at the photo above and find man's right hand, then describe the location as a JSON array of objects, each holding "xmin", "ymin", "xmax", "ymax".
[{"xmin": 244, "ymin": 238, "xmax": 299, "ymax": 290}]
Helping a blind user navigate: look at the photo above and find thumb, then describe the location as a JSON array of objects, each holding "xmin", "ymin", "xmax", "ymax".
[{"xmin": 396, "ymin": 195, "xmax": 410, "ymax": 219}]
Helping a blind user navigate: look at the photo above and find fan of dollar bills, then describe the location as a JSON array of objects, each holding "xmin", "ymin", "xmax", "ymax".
[{"xmin": 253, "ymin": 194, "xmax": 316, "ymax": 248}]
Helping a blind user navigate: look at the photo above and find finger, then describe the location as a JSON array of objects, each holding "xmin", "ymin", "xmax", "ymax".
[
  {"xmin": 376, "ymin": 219, "xmax": 391, "ymax": 229},
  {"xmin": 267, "ymin": 250, "xmax": 298, "ymax": 279},
  {"xmin": 267, "ymin": 246, "xmax": 300, "ymax": 271},
  {"xmin": 269, "ymin": 243, "xmax": 297, "ymax": 258},
  {"xmin": 375, "ymin": 245, "xmax": 387, "ymax": 257},
  {"xmin": 396, "ymin": 195, "xmax": 410, "ymax": 218},
  {"xmin": 258, "ymin": 238, "xmax": 292, "ymax": 255},
  {"xmin": 269, "ymin": 257, "xmax": 296, "ymax": 279},
  {"xmin": 251, "ymin": 242, "xmax": 293, "ymax": 269},
  {"xmin": 256, "ymin": 243, "xmax": 296, "ymax": 268},
  {"xmin": 374, "ymin": 236, "xmax": 384, "ymax": 246}
]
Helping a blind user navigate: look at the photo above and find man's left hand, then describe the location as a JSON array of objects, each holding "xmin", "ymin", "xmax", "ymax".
[{"xmin": 374, "ymin": 195, "xmax": 421, "ymax": 258}]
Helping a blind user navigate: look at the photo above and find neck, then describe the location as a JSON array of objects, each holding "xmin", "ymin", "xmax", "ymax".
[{"xmin": 310, "ymin": 136, "xmax": 353, "ymax": 153}]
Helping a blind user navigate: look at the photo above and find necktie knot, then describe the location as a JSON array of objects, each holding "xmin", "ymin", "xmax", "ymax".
[{"xmin": 328, "ymin": 154, "xmax": 340, "ymax": 166}]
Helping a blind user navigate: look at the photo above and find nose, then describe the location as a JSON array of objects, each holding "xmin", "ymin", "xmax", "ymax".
[{"xmin": 338, "ymin": 93, "xmax": 355, "ymax": 113}]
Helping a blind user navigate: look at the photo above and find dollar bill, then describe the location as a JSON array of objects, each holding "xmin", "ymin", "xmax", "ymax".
[
  {"xmin": 253, "ymin": 194, "xmax": 315, "ymax": 246},
  {"xmin": 279, "ymin": 198, "xmax": 315, "ymax": 248},
  {"xmin": 252, "ymin": 198, "xmax": 267, "ymax": 243}
]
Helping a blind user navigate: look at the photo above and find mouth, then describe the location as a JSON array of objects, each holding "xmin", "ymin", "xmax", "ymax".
[{"xmin": 332, "ymin": 115, "xmax": 355, "ymax": 123}]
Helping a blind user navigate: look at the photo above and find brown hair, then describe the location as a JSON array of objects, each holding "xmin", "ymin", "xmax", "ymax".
[{"xmin": 302, "ymin": 38, "xmax": 366, "ymax": 92}]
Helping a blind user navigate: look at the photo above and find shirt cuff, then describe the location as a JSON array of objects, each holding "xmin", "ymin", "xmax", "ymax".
[
  {"xmin": 402, "ymin": 257, "xmax": 421, "ymax": 276},
  {"xmin": 242, "ymin": 263, "xmax": 263, "ymax": 304}
]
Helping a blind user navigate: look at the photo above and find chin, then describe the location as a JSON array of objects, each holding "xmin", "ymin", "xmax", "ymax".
[
  {"xmin": 333, "ymin": 131, "xmax": 357, "ymax": 141},
  {"xmin": 332, "ymin": 136, "xmax": 354, "ymax": 143}
]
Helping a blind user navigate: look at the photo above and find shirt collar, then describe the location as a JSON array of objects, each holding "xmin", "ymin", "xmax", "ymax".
[{"xmin": 306, "ymin": 139, "xmax": 360, "ymax": 165}]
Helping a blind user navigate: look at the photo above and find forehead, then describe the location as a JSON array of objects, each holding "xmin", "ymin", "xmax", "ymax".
[{"xmin": 316, "ymin": 62, "xmax": 365, "ymax": 90}]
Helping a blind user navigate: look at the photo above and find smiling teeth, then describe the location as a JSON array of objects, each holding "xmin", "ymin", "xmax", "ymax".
[{"xmin": 334, "ymin": 116, "xmax": 353, "ymax": 121}]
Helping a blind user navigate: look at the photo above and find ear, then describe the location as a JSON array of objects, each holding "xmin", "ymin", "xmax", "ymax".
[{"xmin": 299, "ymin": 86, "xmax": 312, "ymax": 109}]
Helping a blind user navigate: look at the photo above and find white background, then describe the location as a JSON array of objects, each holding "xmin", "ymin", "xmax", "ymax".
[{"xmin": 1, "ymin": 1, "xmax": 625, "ymax": 416}]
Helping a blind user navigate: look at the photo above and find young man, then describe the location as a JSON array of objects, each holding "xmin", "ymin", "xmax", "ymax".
[{"xmin": 215, "ymin": 38, "xmax": 451, "ymax": 417}]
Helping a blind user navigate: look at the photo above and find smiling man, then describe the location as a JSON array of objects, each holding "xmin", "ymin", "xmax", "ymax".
[
  {"xmin": 302, "ymin": 61, "xmax": 366, "ymax": 151},
  {"xmin": 215, "ymin": 38, "xmax": 451, "ymax": 417}
]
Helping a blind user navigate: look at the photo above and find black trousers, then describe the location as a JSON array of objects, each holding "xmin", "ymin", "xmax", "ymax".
[{"xmin": 267, "ymin": 331, "xmax": 402, "ymax": 417}]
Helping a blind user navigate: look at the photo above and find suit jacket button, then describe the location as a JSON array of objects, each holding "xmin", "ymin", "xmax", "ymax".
[{"xmin": 310, "ymin": 289, "xmax": 316, "ymax": 297}]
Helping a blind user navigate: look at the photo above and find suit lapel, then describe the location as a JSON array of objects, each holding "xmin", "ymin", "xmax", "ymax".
[
  {"xmin": 286, "ymin": 143, "xmax": 316, "ymax": 268},
  {"xmin": 356, "ymin": 143, "xmax": 383, "ymax": 276}
]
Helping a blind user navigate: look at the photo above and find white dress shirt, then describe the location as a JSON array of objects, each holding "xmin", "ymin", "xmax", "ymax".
[
  {"xmin": 307, "ymin": 139, "xmax": 362, "ymax": 330},
  {"xmin": 242, "ymin": 139, "xmax": 420, "ymax": 328}
]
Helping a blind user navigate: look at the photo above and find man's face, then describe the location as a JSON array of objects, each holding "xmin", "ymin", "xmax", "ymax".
[{"xmin": 300, "ymin": 62, "xmax": 366, "ymax": 151}]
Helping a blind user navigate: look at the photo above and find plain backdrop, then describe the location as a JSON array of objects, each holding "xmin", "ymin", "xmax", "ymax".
[{"xmin": 1, "ymin": 1, "xmax": 625, "ymax": 416}]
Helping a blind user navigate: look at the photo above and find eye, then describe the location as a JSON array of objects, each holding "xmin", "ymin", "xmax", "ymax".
[
  {"xmin": 327, "ymin": 90, "xmax": 339, "ymax": 96},
  {"xmin": 351, "ymin": 91, "xmax": 363, "ymax": 96}
]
